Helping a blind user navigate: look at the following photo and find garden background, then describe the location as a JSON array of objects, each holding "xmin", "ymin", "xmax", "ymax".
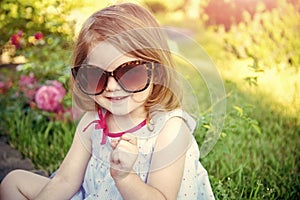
[{"xmin": 0, "ymin": 0, "xmax": 299, "ymax": 199}]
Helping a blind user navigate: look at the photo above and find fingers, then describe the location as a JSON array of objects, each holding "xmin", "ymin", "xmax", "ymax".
[
  {"xmin": 110, "ymin": 134, "xmax": 137, "ymax": 150},
  {"xmin": 111, "ymin": 135, "xmax": 138, "ymax": 157},
  {"xmin": 110, "ymin": 149, "xmax": 121, "ymax": 164},
  {"xmin": 110, "ymin": 139, "xmax": 119, "ymax": 149},
  {"xmin": 109, "ymin": 134, "xmax": 138, "ymax": 179},
  {"xmin": 120, "ymin": 134, "xmax": 137, "ymax": 145}
]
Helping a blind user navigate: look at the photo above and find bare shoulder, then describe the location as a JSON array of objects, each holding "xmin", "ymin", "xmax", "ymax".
[
  {"xmin": 78, "ymin": 111, "xmax": 97, "ymax": 124},
  {"xmin": 154, "ymin": 116, "xmax": 192, "ymax": 154},
  {"xmin": 76, "ymin": 111, "xmax": 97, "ymax": 133},
  {"xmin": 73, "ymin": 111, "xmax": 97, "ymax": 147},
  {"xmin": 163, "ymin": 116, "xmax": 190, "ymax": 131}
]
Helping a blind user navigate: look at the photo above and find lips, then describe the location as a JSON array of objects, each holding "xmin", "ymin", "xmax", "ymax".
[{"xmin": 105, "ymin": 96, "xmax": 129, "ymax": 102}]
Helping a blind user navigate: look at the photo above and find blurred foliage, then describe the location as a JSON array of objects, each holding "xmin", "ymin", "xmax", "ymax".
[
  {"xmin": 202, "ymin": 0, "xmax": 299, "ymax": 30},
  {"xmin": 0, "ymin": 0, "xmax": 83, "ymax": 46},
  {"xmin": 199, "ymin": 0, "xmax": 300, "ymax": 73},
  {"xmin": 202, "ymin": 0, "xmax": 277, "ymax": 31},
  {"xmin": 144, "ymin": 0, "xmax": 167, "ymax": 13},
  {"xmin": 143, "ymin": 0, "xmax": 186, "ymax": 13},
  {"xmin": 221, "ymin": 0, "xmax": 300, "ymax": 71},
  {"xmin": 0, "ymin": 0, "xmax": 86, "ymax": 86}
]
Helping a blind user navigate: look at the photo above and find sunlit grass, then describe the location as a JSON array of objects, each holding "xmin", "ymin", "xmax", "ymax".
[
  {"xmin": 202, "ymin": 47, "xmax": 299, "ymax": 200},
  {"xmin": 219, "ymin": 57, "xmax": 300, "ymax": 120},
  {"xmin": 163, "ymin": 14, "xmax": 300, "ymax": 199}
]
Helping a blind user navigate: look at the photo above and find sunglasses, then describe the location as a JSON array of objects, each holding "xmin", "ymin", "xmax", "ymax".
[{"xmin": 71, "ymin": 60, "xmax": 156, "ymax": 95}]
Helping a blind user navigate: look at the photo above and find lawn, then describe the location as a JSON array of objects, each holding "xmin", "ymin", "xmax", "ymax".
[{"xmin": 0, "ymin": 0, "xmax": 299, "ymax": 199}]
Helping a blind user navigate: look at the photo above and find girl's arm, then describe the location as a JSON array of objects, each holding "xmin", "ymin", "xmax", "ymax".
[
  {"xmin": 113, "ymin": 117, "xmax": 192, "ymax": 200},
  {"xmin": 34, "ymin": 112, "xmax": 95, "ymax": 200}
]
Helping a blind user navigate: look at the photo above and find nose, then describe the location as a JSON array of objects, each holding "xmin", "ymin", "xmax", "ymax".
[{"xmin": 105, "ymin": 75, "xmax": 121, "ymax": 92}]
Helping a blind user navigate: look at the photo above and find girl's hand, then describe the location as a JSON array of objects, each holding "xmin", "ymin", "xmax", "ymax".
[{"xmin": 110, "ymin": 134, "xmax": 138, "ymax": 181}]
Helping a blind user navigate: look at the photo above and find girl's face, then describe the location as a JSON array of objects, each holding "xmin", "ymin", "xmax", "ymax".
[{"xmin": 86, "ymin": 42, "xmax": 152, "ymax": 118}]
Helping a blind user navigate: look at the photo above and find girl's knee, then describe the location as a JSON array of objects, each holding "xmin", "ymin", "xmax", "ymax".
[
  {"xmin": 1, "ymin": 169, "xmax": 27, "ymax": 186},
  {"xmin": 0, "ymin": 170, "xmax": 30, "ymax": 200}
]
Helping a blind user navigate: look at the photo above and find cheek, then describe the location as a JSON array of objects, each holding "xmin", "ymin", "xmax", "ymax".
[
  {"xmin": 90, "ymin": 95, "xmax": 105, "ymax": 108},
  {"xmin": 131, "ymin": 84, "xmax": 153, "ymax": 103}
]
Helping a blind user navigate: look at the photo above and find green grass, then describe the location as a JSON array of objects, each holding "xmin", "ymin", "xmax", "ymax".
[
  {"xmin": 2, "ymin": 58, "xmax": 298, "ymax": 199},
  {"xmin": 1, "ymin": 10, "xmax": 299, "ymax": 200},
  {"xmin": 166, "ymin": 16, "xmax": 300, "ymax": 198},
  {"xmin": 2, "ymin": 76, "xmax": 298, "ymax": 199},
  {"xmin": 195, "ymin": 75, "xmax": 299, "ymax": 199},
  {"xmin": 2, "ymin": 107, "xmax": 75, "ymax": 173}
]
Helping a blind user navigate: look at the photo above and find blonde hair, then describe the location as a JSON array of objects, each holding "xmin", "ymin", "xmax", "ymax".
[{"xmin": 71, "ymin": 3, "xmax": 182, "ymax": 115}]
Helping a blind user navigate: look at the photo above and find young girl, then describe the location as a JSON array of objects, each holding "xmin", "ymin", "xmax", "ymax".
[{"xmin": 0, "ymin": 3, "xmax": 215, "ymax": 200}]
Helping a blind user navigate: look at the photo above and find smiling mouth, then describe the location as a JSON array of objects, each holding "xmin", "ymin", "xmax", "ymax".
[{"xmin": 106, "ymin": 96, "xmax": 129, "ymax": 101}]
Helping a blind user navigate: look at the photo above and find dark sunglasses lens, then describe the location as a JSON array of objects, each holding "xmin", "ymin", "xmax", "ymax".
[
  {"xmin": 74, "ymin": 66, "xmax": 106, "ymax": 94},
  {"xmin": 115, "ymin": 63, "xmax": 149, "ymax": 92}
]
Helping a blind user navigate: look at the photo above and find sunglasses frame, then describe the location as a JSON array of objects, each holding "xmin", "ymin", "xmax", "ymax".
[{"xmin": 71, "ymin": 60, "xmax": 155, "ymax": 95}]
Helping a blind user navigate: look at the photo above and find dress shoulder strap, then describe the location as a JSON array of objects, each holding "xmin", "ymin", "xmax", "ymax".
[{"xmin": 149, "ymin": 109, "xmax": 197, "ymax": 135}]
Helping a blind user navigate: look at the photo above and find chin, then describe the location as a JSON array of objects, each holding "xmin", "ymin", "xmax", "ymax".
[{"xmin": 108, "ymin": 109, "xmax": 130, "ymax": 116}]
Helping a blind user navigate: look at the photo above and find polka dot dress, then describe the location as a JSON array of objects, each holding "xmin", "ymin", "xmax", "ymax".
[{"xmin": 71, "ymin": 109, "xmax": 215, "ymax": 199}]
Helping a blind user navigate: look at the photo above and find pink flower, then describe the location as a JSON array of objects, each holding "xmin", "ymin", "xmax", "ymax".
[
  {"xmin": 23, "ymin": 89, "xmax": 37, "ymax": 100},
  {"xmin": 0, "ymin": 81, "xmax": 7, "ymax": 94},
  {"xmin": 19, "ymin": 72, "xmax": 37, "ymax": 87},
  {"xmin": 46, "ymin": 80, "xmax": 66, "ymax": 98},
  {"xmin": 35, "ymin": 81, "xmax": 66, "ymax": 112},
  {"xmin": 34, "ymin": 32, "xmax": 43, "ymax": 40},
  {"xmin": 17, "ymin": 30, "xmax": 23, "ymax": 37},
  {"xmin": 35, "ymin": 85, "xmax": 65, "ymax": 112},
  {"xmin": 10, "ymin": 31, "xmax": 23, "ymax": 49},
  {"xmin": 19, "ymin": 72, "xmax": 38, "ymax": 100}
]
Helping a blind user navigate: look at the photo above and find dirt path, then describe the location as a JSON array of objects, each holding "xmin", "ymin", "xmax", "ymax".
[{"xmin": 0, "ymin": 135, "xmax": 43, "ymax": 182}]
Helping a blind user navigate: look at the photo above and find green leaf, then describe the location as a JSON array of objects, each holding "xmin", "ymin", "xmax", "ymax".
[
  {"xmin": 251, "ymin": 124, "xmax": 262, "ymax": 135},
  {"xmin": 233, "ymin": 105, "xmax": 243, "ymax": 117}
]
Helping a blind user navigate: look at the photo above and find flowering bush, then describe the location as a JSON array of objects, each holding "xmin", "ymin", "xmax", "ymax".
[
  {"xmin": 18, "ymin": 72, "xmax": 38, "ymax": 100},
  {"xmin": 0, "ymin": 0, "xmax": 84, "ymax": 174},
  {"xmin": 35, "ymin": 81, "xmax": 66, "ymax": 112},
  {"xmin": 0, "ymin": 82, "xmax": 5, "ymax": 94},
  {"xmin": 10, "ymin": 30, "xmax": 44, "ymax": 51},
  {"xmin": 0, "ymin": 28, "xmax": 79, "ymax": 124},
  {"xmin": 0, "ymin": 79, "xmax": 12, "ymax": 94},
  {"xmin": 10, "ymin": 30, "xmax": 23, "ymax": 49},
  {"xmin": 0, "ymin": 69, "xmax": 75, "ymax": 122},
  {"xmin": 0, "ymin": 67, "xmax": 77, "ymax": 173}
]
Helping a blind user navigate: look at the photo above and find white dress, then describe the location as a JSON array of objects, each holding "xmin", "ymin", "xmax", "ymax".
[{"xmin": 71, "ymin": 109, "xmax": 215, "ymax": 200}]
